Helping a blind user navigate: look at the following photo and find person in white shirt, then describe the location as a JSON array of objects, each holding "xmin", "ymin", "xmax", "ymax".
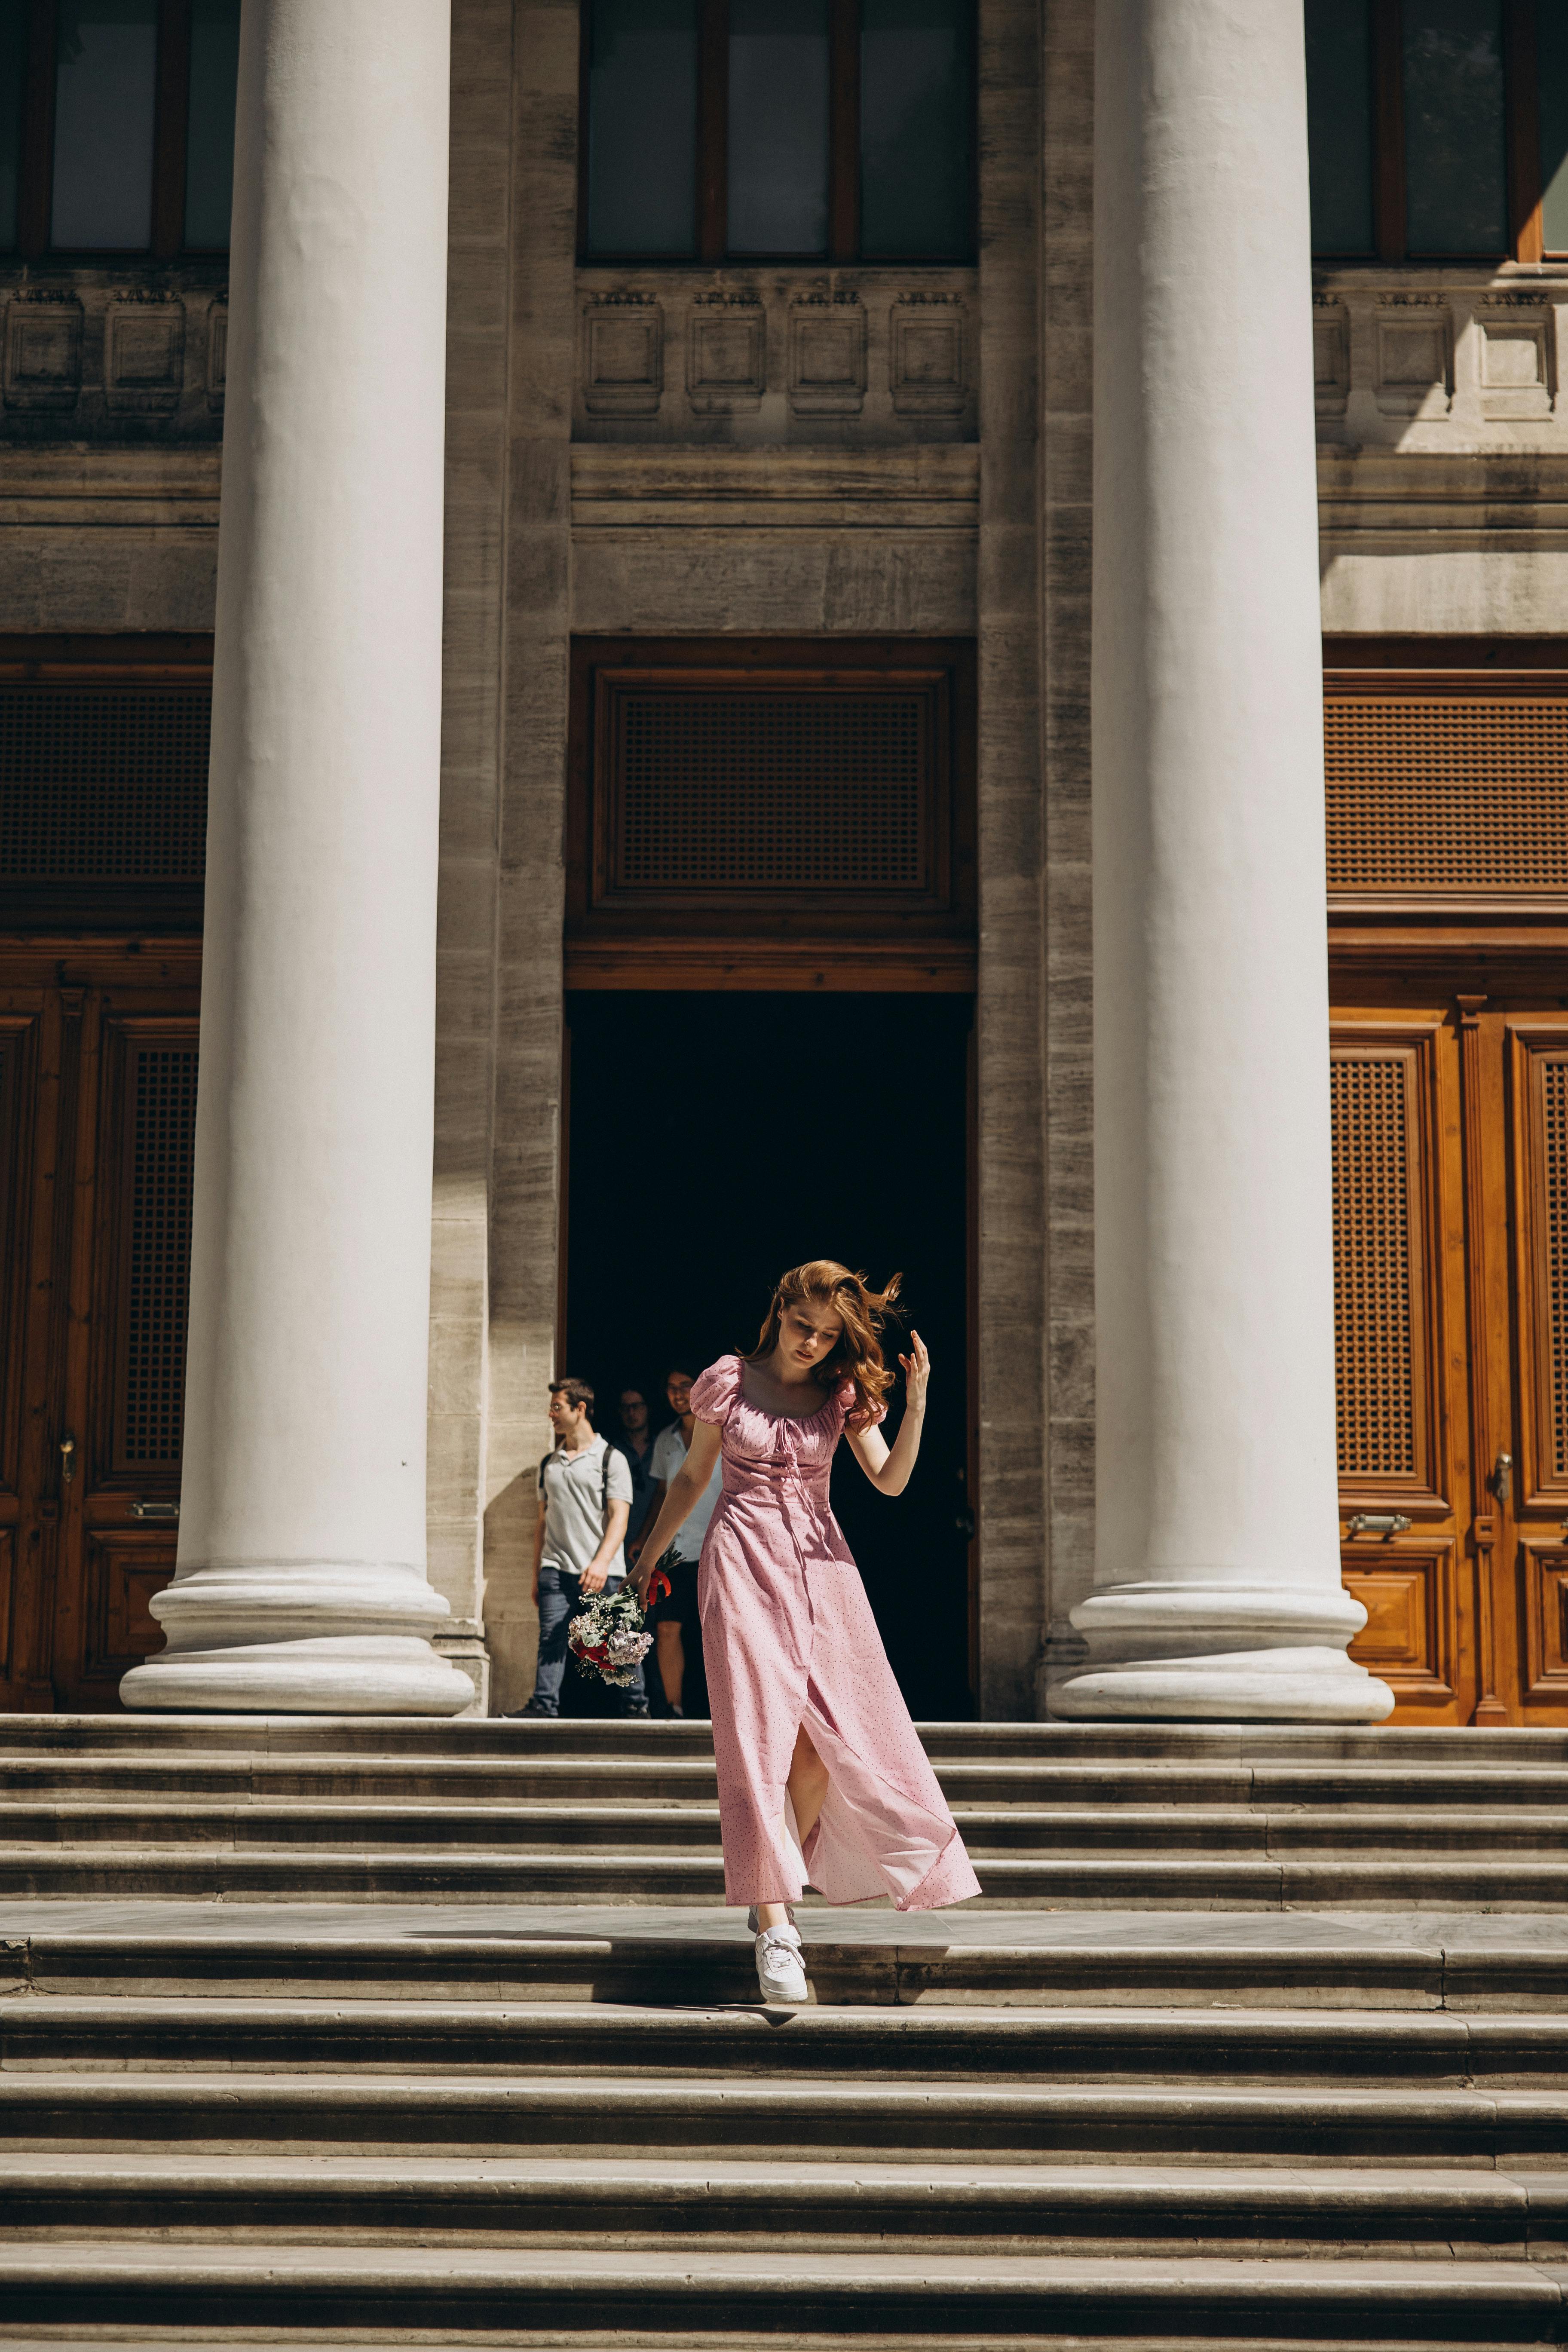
[
  {"xmin": 632, "ymin": 1366, "xmax": 721, "ymax": 1717},
  {"xmin": 508, "ymin": 1376, "xmax": 645, "ymax": 1718}
]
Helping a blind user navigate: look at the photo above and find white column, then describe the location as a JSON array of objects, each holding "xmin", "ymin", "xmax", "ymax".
[
  {"xmin": 1051, "ymin": 0, "xmax": 1392, "ymax": 1722},
  {"xmin": 122, "ymin": 0, "xmax": 471, "ymax": 1714}
]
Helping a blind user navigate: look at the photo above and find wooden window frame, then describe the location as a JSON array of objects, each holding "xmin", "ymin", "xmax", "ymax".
[
  {"xmin": 577, "ymin": 0, "xmax": 977, "ymax": 267},
  {"xmin": 565, "ymin": 635, "xmax": 977, "ymax": 992},
  {"xmin": 1315, "ymin": 0, "xmax": 1552, "ymax": 264},
  {"xmin": 9, "ymin": 0, "xmax": 223, "ymax": 263}
]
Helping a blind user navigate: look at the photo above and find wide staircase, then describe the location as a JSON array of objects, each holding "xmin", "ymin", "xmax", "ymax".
[{"xmin": 1, "ymin": 1714, "xmax": 1568, "ymax": 2345}]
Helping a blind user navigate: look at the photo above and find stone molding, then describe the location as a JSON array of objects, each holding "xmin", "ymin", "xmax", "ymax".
[
  {"xmin": 1314, "ymin": 267, "xmax": 1568, "ymax": 450},
  {"xmin": 0, "ymin": 268, "xmax": 227, "ymax": 440},
  {"xmin": 573, "ymin": 267, "xmax": 977, "ymax": 444}
]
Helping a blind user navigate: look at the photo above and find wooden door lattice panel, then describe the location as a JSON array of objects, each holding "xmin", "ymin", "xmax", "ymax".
[
  {"xmin": 1512, "ymin": 1029, "xmax": 1568, "ymax": 1515},
  {"xmin": 1325, "ymin": 695, "xmax": 1568, "ymax": 894},
  {"xmin": 118, "ymin": 1045, "xmax": 198, "ymax": 1467},
  {"xmin": 1545, "ymin": 1057, "xmax": 1568, "ymax": 1483},
  {"xmin": 1331, "ymin": 1054, "xmax": 1418, "ymax": 1479},
  {"xmin": 0, "ymin": 687, "xmax": 210, "ymax": 882},
  {"xmin": 567, "ymin": 640, "xmax": 976, "ymax": 982},
  {"xmin": 612, "ymin": 687, "xmax": 929, "ymax": 895}
]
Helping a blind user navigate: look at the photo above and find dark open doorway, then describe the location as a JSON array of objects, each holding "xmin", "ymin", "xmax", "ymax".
[{"xmin": 563, "ymin": 989, "xmax": 974, "ymax": 1719}]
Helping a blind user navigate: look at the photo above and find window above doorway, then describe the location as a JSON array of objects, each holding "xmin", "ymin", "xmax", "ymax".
[
  {"xmin": 567, "ymin": 637, "xmax": 977, "ymax": 990},
  {"xmin": 0, "ymin": 0, "xmax": 241, "ymax": 259},
  {"xmin": 580, "ymin": 0, "xmax": 975, "ymax": 265},
  {"xmin": 1305, "ymin": 0, "xmax": 1568, "ymax": 262}
]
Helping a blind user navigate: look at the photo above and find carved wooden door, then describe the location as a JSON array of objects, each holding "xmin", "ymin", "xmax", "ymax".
[
  {"xmin": 0, "ymin": 952, "xmax": 198, "ymax": 1712},
  {"xmin": 1331, "ymin": 993, "xmax": 1568, "ymax": 1725},
  {"xmin": 1330, "ymin": 1006, "xmax": 1476, "ymax": 1721},
  {"xmin": 1497, "ymin": 1015, "xmax": 1568, "ymax": 1721},
  {"xmin": 0, "ymin": 979, "xmax": 73, "ymax": 1710}
]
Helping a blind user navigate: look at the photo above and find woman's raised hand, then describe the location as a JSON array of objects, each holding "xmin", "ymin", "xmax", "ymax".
[{"xmin": 898, "ymin": 1329, "xmax": 931, "ymax": 1412}]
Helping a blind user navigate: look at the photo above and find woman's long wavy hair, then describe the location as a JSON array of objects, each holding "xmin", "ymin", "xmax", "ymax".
[{"xmin": 747, "ymin": 1260, "xmax": 903, "ymax": 1432}]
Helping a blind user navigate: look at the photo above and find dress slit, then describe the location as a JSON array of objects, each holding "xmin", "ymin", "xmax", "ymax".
[{"xmin": 688, "ymin": 1352, "xmax": 980, "ymax": 1914}]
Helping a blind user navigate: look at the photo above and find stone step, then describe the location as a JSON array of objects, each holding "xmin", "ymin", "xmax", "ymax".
[
  {"xmin": 6, "ymin": 1996, "xmax": 1568, "ymax": 2081},
  {"xmin": 0, "ymin": 1800, "xmax": 732, "ymax": 1850},
  {"xmin": 5, "ymin": 1926, "xmax": 1568, "ymax": 2009},
  {"xmin": 5, "ymin": 1714, "xmax": 1568, "ymax": 1766},
  {"xmin": 6, "ymin": 1845, "xmax": 1568, "ymax": 1905},
  {"xmin": 6, "ymin": 2150, "xmax": 1568, "ymax": 2257},
  {"xmin": 7, "ymin": 2069, "xmax": 1567, "ymax": 2164},
  {"xmin": 1, "ymin": 2239, "xmax": 1565, "ymax": 2344},
  {"xmin": 9, "ymin": 1798, "xmax": 1568, "ymax": 1859},
  {"xmin": 10, "ymin": 1755, "xmax": 1568, "ymax": 1809}
]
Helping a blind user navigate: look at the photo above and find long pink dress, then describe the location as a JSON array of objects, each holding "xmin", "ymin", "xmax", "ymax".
[{"xmin": 689, "ymin": 1354, "xmax": 980, "ymax": 1911}]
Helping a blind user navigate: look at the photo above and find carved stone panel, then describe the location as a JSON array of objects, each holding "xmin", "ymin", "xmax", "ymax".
[
  {"xmin": 688, "ymin": 297, "xmax": 766, "ymax": 413},
  {"xmin": 1375, "ymin": 300, "xmax": 1453, "ymax": 418},
  {"xmin": 206, "ymin": 297, "xmax": 227, "ymax": 411},
  {"xmin": 105, "ymin": 296, "xmax": 186, "ymax": 413},
  {"xmin": 4, "ymin": 293, "xmax": 83, "ymax": 413},
  {"xmin": 1313, "ymin": 299, "xmax": 1349, "ymax": 417},
  {"xmin": 1476, "ymin": 300, "xmax": 1553, "ymax": 423},
  {"xmin": 890, "ymin": 295, "xmax": 967, "ymax": 417},
  {"xmin": 788, "ymin": 294, "xmax": 866, "ymax": 415},
  {"xmin": 582, "ymin": 297, "xmax": 663, "ymax": 417}
]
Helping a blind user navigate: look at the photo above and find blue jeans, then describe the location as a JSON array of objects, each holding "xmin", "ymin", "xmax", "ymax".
[{"xmin": 530, "ymin": 1565, "xmax": 646, "ymax": 1714}]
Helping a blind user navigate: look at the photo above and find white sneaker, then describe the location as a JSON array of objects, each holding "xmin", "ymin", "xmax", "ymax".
[{"xmin": 754, "ymin": 1923, "xmax": 808, "ymax": 2004}]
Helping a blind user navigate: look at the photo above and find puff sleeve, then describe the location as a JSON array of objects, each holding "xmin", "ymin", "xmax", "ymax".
[{"xmin": 689, "ymin": 1354, "xmax": 744, "ymax": 1425}]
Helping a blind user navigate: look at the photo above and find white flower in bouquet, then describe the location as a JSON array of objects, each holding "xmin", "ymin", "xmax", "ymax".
[{"xmin": 567, "ymin": 1580, "xmax": 655, "ymax": 1688}]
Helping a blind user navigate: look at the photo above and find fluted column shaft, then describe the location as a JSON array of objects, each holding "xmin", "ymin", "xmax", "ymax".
[
  {"xmin": 1052, "ymin": 0, "xmax": 1392, "ymax": 1722},
  {"xmin": 123, "ymin": 0, "xmax": 471, "ymax": 1713}
]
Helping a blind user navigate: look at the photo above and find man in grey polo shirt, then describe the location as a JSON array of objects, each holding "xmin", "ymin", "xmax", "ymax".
[{"xmin": 509, "ymin": 1376, "xmax": 647, "ymax": 1718}]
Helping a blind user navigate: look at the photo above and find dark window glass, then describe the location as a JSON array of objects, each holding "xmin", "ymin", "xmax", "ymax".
[
  {"xmin": 1403, "ymin": 0, "xmax": 1507, "ymax": 254},
  {"xmin": 860, "ymin": 0, "xmax": 971, "ymax": 259},
  {"xmin": 1542, "ymin": 0, "xmax": 1568, "ymax": 253},
  {"xmin": 1304, "ymin": 0, "xmax": 1375, "ymax": 254},
  {"xmin": 0, "ymin": 0, "xmax": 26, "ymax": 250},
  {"xmin": 184, "ymin": 0, "xmax": 240, "ymax": 249},
  {"xmin": 728, "ymin": 0, "xmax": 829, "ymax": 254},
  {"xmin": 51, "ymin": 0, "xmax": 158, "ymax": 248},
  {"xmin": 586, "ymin": 0, "xmax": 698, "ymax": 257}
]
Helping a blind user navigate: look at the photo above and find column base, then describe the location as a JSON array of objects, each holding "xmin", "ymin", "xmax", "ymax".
[
  {"xmin": 119, "ymin": 1562, "xmax": 475, "ymax": 1715},
  {"xmin": 1049, "ymin": 1582, "xmax": 1395, "ymax": 1723}
]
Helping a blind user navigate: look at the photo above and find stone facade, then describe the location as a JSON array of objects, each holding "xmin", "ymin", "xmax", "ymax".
[{"xmin": 2, "ymin": 0, "xmax": 1561, "ymax": 1715}]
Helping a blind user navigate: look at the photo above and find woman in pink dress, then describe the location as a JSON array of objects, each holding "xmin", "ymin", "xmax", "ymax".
[{"xmin": 631, "ymin": 1259, "xmax": 980, "ymax": 2003}]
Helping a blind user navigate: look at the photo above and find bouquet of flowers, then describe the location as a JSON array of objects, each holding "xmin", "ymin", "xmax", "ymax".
[{"xmin": 567, "ymin": 1557, "xmax": 672, "ymax": 1688}]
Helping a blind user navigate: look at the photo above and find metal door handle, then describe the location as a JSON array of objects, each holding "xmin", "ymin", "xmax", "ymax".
[
  {"xmin": 129, "ymin": 1500, "xmax": 180, "ymax": 1522},
  {"xmin": 58, "ymin": 1434, "xmax": 75, "ymax": 1485},
  {"xmin": 1345, "ymin": 1512, "xmax": 1411, "ymax": 1539},
  {"xmin": 1494, "ymin": 1452, "xmax": 1513, "ymax": 1503}
]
